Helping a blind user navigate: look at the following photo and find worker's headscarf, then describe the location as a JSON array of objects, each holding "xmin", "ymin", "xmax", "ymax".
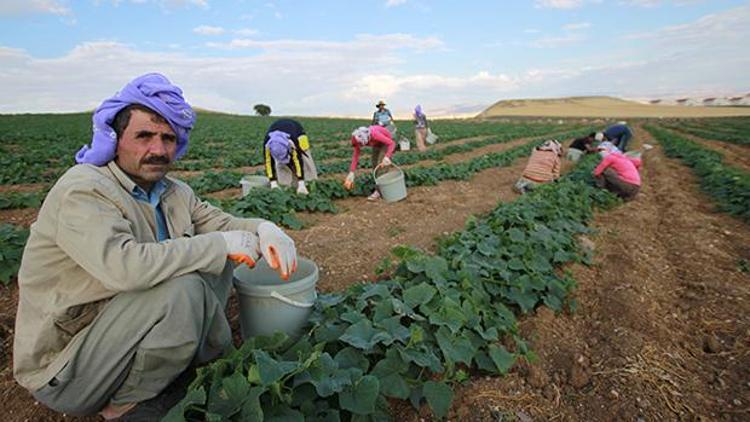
[
  {"xmin": 594, "ymin": 132, "xmax": 605, "ymax": 142},
  {"xmin": 267, "ymin": 130, "xmax": 292, "ymax": 164},
  {"xmin": 75, "ymin": 73, "xmax": 196, "ymax": 165},
  {"xmin": 538, "ymin": 139, "xmax": 562, "ymax": 156},
  {"xmin": 352, "ymin": 127, "xmax": 370, "ymax": 145},
  {"xmin": 414, "ymin": 104, "xmax": 425, "ymax": 118},
  {"xmin": 597, "ymin": 141, "xmax": 620, "ymax": 158}
]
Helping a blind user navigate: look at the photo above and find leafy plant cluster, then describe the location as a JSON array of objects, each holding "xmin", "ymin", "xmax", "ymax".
[
  {"xmin": 646, "ymin": 125, "xmax": 750, "ymax": 222},
  {"xmin": 0, "ymin": 223, "xmax": 29, "ymax": 285},
  {"xmin": 0, "ymin": 190, "xmax": 46, "ymax": 210},
  {"xmin": 164, "ymin": 157, "xmax": 619, "ymax": 421}
]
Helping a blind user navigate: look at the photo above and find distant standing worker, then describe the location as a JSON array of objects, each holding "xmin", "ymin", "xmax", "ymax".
[
  {"xmin": 344, "ymin": 125, "xmax": 396, "ymax": 201},
  {"xmin": 513, "ymin": 140, "xmax": 562, "ymax": 194},
  {"xmin": 593, "ymin": 141, "xmax": 642, "ymax": 201},
  {"xmin": 413, "ymin": 104, "xmax": 429, "ymax": 152},
  {"xmin": 596, "ymin": 122, "xmax": 633, "ymax": 152},
  {"xmin": 263, "ymin": 118, "xmax": 318, "ymax": 195},
  {"xmin": 372, "ymin": 100, "xmax": 398, "ymax": 138}
]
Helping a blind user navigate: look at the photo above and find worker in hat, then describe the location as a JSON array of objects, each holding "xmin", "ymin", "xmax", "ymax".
[
  {"xmin": 263, "ymin": 118, "xmax": 318, "ymax": 195},
  {"xmin": 595, "ymin": 122, "xmax": 633, "ymax": 152},
  {"xmin": 513, "ymin": 140, "xmax": 563, "ymax": 194},
  {"xmin": 344, "ymin": 125, "xmax": 396, "ymax": 201}
]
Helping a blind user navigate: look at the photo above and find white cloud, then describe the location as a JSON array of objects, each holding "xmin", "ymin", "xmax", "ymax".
[
  {"xmin": 207, "ymin": 33, "xmax": 443, "ymax": 52},
  {"xmin": 0, "ymin": 0, "xmax": 71, "ymax": 16},
  {"xmin": 386, "ymin": 0, "xmax": 407, "ymax": 7},
  {"xmin": 529, "ymin": 34, "xmax": 584, "ymax": 48},
  {"xmin": 193, "ymin": 25, "xmax": 225, "ymax": 36},
  {"xmin": 234, "ymin": 28, "xmax": 258, "ymax": 37},
  {"xmin": 524, "ymin": 28, "xmax": 540, "ymax": 34},
  {"xmin": 535, "ymin": 0, "xmax": 583, "ymax": 9},
  {"xmin": 620, "ymin": 0, "xmax": 704, "ymax": 7},
  {"xmin": 563, "ymin": 22, "xmax": 591, "ymax": 30}
]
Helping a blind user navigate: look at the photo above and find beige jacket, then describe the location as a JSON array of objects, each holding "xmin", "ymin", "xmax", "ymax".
[{"xmin": 14, "ymin": 162, "xmax": 264, "ymax": 390}]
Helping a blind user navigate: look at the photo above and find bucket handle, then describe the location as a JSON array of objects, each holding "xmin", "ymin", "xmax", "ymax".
[
  {"xmin": 371, "ymin": 162, "xmax": 402, "ymax": 181},
  {"xmin": 270, "ymin": 291, "xmax": 316, "ymax": 308}
]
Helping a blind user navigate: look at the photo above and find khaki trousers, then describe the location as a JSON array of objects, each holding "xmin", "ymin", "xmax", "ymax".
[{"xmin": 32, "ymin": 263, "xmax": 234, "ymax": 416}]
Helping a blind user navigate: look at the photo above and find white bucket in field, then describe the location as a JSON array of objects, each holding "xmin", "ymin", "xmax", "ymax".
[
  {"xmin": 399, "ymin": 138, "xmax": 411, "ymax": 151},
  {"xmin": 566, "ymin": 148, "xmax": 584, "ymax": 162},
  {"xmin": 373, "ymin": 165, "xmax": 407, "ymax": 203},
  {"xmin": 240, "ymin": 175, "xmax": 270, "ymax": 197},
  {"xmin": 234, "ymin": 257, "xmax": 318, "ymax": 339}
]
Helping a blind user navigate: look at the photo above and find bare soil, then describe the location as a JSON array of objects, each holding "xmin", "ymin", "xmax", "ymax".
[{"xmin": 1, "ymin": 125, "xmax": 749, "ymax": 421}]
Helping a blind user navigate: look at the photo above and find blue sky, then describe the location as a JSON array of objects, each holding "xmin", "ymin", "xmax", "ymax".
[{"xmin": 1, "ymin": 0, "xmax": 749, "ymax": 117}]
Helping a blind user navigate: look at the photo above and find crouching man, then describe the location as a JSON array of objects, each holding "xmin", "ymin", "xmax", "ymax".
[{"xmin": 13, "ymin": 73, "xmax": 297, "ymax": 420}]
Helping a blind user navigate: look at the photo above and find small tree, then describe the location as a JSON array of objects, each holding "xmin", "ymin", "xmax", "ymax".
[{"xmin": 253, "ymin": 104, "xmax": 271, "ymax": 116}]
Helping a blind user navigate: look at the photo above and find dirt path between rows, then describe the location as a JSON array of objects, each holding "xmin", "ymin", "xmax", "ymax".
[{"xmin": 425, "ymin": 124, "xmax": 750, "ymax": 421}]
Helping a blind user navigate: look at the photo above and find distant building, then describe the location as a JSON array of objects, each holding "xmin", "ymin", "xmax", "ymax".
[{"xmin": 649, "ymin": 99, "xmax": 662, "ymax": 104}]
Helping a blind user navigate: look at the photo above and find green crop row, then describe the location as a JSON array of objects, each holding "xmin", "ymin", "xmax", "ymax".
[
  {"xmin": 646, "ymin": 125, "xmax": 750, "ymax": 222},
  {"xmin": 0, "ymin": 223, "xmax": 29, "ymax": 285},
  {"xmin": 660, "ymin": 117, "xmax": 750, "ymax": 146},
  {"xmin": 164, "ymin": 156, "xmax": 619, "ymax": 421}
]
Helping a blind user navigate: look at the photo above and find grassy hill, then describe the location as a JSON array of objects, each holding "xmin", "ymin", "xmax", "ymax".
[{"xmin": 477, "ymin": 96, "xmax": 750, "ymax": 118}]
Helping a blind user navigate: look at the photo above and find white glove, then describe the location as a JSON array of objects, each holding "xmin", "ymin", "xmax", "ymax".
[
  {"xmin": 380, "ymin": 156, "xmax": 392, "ymax": 167},
  {"xmin": 257, "ymin": 221, "xmax": 297, "ymax": 280},
  {"xmin": 296, "ymin": 181, "xmax": 309, "ymax": 195},
  {"xmin": 345, "ymin": 172, "xmax": 355, "ymax": 183},
  {"xmin": 270, "ymin": 181, "xmax": 279, "ymax": 189},
  {"xmin": 221, "ymin": 231, "xmax": 261, "ymax": 267}
]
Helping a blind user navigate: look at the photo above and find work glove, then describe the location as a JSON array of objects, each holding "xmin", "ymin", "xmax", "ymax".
[
  {"xmin": 343, "ymin": 172, "xmax": 355, "ymax": 190},
  {"xmin": 221, "ymin": 231, "xmax": 261, "ymax": 268},
  {"xmin": 270, "ymin": 181, "xmax": 279, "ymax": 189},
  {"xmin": 379, "ymin": 156, "xmax": 392, "ymax": 167},
  {"xmin": 257, "ymin": 221, "xmax": 297, "ymax": 281},
  {"xmin": 297, "ymin": 180, "xmax": 309, "ymax": 195}
]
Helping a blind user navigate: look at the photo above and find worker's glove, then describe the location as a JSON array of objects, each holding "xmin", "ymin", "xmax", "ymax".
[
  {"xmin": 379, "ymin": 156, "xmax": 392, "ymax": 167},
  {"xmin": 257, "ymin": 221, "xmax": 297, "ymax": 281},
  {"xmin": 296, "ymin": 181, "xmax": 309, "ymax": 195},
  {"xmin": 221, "ymin": 231, "xmax": 261, "ymax": 268},
  {"xmin": 343, "ymin": 172, "xmax": 355, "ymax": 190},
  {"xmin": 270, "ymin": 181, "xmax": 279, "ymax": 189}
]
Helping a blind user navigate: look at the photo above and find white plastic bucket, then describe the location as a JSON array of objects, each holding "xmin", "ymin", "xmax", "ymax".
[
  {"xmin": 566, "ymin": 148, "xmax": 584, "ymax": 162},
  {"xmin": 399, "ymin": 138, "xmax": 411, "ymax": 151},
  {"xmin": 373, "ymin": 165, "xmax": 407, "ymax": 203},
  {"xmin": 240, "ymin": 175, "xmax": 270, "ymax": 197},
  {"xmin": 234, "ymin": 257, "xmax": 318, "ymax": 339}
]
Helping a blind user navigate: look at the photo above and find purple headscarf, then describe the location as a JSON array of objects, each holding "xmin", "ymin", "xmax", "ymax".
[
  {"xmin": 267, "ymin": 130, "xmax": 291, "ymax": 164},
  {"xmin": 75, "ymin": 73, "xmax": 196, "ymax": 165},
  {"xmin": 414, "ymin": 104, "xmax": 425, "ymax": 118}
]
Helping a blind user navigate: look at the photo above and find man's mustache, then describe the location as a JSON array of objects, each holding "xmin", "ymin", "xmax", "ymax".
[{"xmin": 142, "ymin": 155, "xmax": 171, "ymax": 165}]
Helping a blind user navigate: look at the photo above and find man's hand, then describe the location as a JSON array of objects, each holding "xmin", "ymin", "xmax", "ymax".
[
  {"xmin": 343, "ymin": 172, "xmax": 355, "ymax": 190},
  {"xmin": 221, "ymin": 231, "xmax": 261, "ymax": 268},
  {"xmin": 379, "ymin": 156, "xmax": 392, "ymax": 167},
  {"xmin": 257, "ymin": 222, "xmax": 297, "ymax": 281}
]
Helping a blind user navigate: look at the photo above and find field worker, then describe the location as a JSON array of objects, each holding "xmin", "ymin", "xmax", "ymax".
[
  {"xmin": 372, "ymin": 100, "xmax": 394, "ymax": 127},
  {"xmin": 344, "ymin": 125, "xmax": 396, "ymax": 201},
  {"xmin": 513, "ymin": 140, "xmax": 562, "ymax": 194},
  {"xmin": 593, "ymin": 141, "xmax": 642, "ymax": 201},
  {"xmin": 413, "ymin": 104, "xmax": 429, "ymax": 152},
  {"xmin": 567, "ymin": 132, "xmax": 597, "ymax": 161},
  {"xmin": 263, "ymin": 118, "xmax": 318, "ymax": 195},
  {"xmin": 13, "ymin": 73, "xmax": 297, "ymax": 420},
  {"xmin": 595, "ymin": 122, "xmax": 633, "ymax": 152}
]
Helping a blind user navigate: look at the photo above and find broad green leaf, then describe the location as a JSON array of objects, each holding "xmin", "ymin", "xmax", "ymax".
[
  {"xmin": 488, "ymin": 344, "xmax": 515, "ymax": 374},
  {"xmin": 403, "ymin": 282, "xmax": 437, "ymax": 308},
  {"xmin": 206, "ymin": 371, "xmax": 249, "ymax": 417},
  {"xmin": 334, "ymin": 347, "xmax": 370, "ymax": 371},
  {"xmin": 435, "ymin": 327, "xmax": 476, "ymax": 365},
  {"xmin": 254, "ymin": 351, "xmax": 300, "ymax": 386},
  {"xmin": 340, "ymin": 319, "xmax": 393, "ymax": 350},
  {"xmin": 162, "ymin": 386, "xmax": 207, "ymax": 422},
  {"xmin": 423, "ymin": 381, "xmax": 454, "ymax": 419},
  {"xmin": 339, "ymin": 375, "xmax": 380, "ymax": 415}
]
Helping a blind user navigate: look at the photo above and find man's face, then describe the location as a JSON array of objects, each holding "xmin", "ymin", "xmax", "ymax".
[{"xmin": 115, "ymin": 109, "xmax": 177, "ymax": 191}]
